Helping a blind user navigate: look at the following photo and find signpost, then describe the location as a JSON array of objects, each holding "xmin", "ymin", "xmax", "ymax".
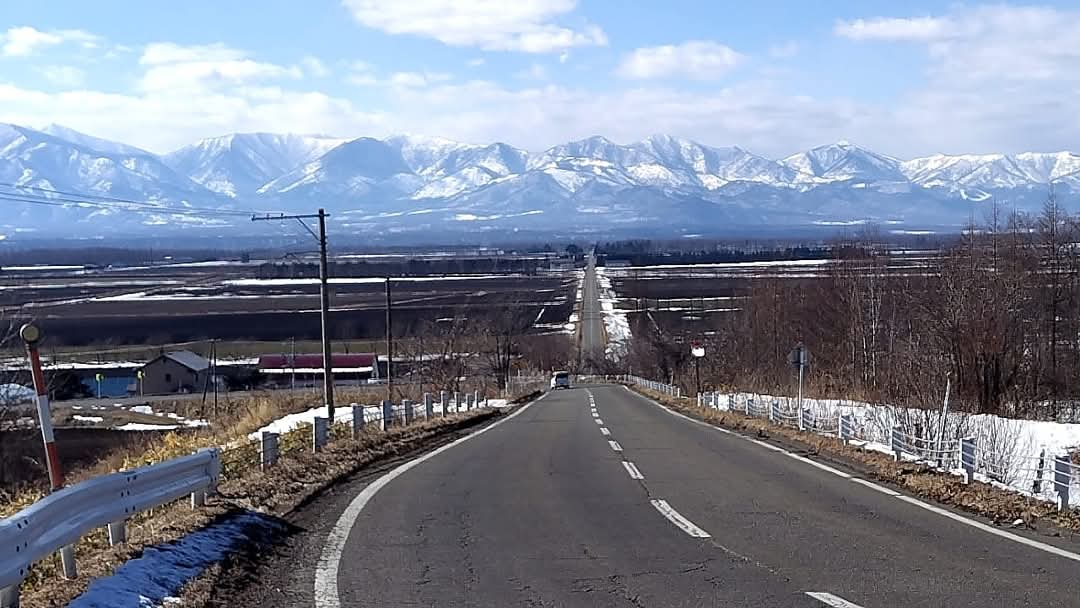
[
  {"xmin": 691, "ymin": 340, "xmax": 705, "ymax": 396},
  {"xmin": 95, "ymin": 373, "xmax": 103, "ymax": 399},
  {"xmin": 788, "ymin": 343, "xmax": 811, "ymax": 430}
]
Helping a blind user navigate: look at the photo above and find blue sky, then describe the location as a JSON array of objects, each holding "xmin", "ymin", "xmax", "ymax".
[{"xmin": 1, "ymin": 1, "xmax": 1079, "ymax": 158}]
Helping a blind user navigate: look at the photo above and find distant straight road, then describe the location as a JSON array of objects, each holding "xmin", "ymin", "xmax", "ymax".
[
  {"xmin": 579, "ymin": 255, "xmax": 606, "ymax": 367},
  {"xmin": 314, "ymin": 384, "xmax": 1080, "ymax": 607}
]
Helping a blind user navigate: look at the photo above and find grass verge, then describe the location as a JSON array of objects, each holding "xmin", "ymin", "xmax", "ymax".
[
  {"xmin": 632, "ymin": 386, "xmax": 1080, "ymax": 536},
  {"xmin": 16, "ymin": 409, "xmax": 502, "ymax": 608}
]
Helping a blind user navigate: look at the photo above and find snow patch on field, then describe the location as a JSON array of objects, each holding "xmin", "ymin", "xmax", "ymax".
[
  {"xmin": 73, "ymin": 415, "xmax": 105, "ymax": 423},
  {"xmin": 596, "ymin": 266, "xmax": 631, "ymax": 359},
  {"xmin": 248, "ymin": 403, "xmax": 378, "ymax": 439}
]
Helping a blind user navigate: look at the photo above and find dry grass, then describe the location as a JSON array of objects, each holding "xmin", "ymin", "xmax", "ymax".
[
  {"xmin": 635, "ymin": 386, "xmax": 1080, "ymax": 535},
  {"xmin": 17, "ymin": 409, "xmax": 500, "ymax": 608}
]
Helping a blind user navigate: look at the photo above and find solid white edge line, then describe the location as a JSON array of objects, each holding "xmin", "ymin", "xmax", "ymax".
[
  {"xmin": 622, "ymin": 461, "xmax": 644, "ymax": 480},
  {"xmin": 623, "ymin": 384, "xmax": 1080, "ymax": 565},
  {"xmin": 608, "ymin": 440, "xmax": 623, "ymax": 452},
  {"xmin": 805, "ymin": 592, "xmax": 866, "ymax": 607},
  {"xmin": 893, "ymin": 494, "xmax": 1080, "ymax": 563},
  {"xmin": 600, "ymin": 427, "xmax": 611, "ymax": 436},
  {"xmin": 314, "ymin": 393, "xmax": 545, "ymax": 608},
  {"xmin": 650, "ymin": 499, "xmax": 711, "ymax": 538}
]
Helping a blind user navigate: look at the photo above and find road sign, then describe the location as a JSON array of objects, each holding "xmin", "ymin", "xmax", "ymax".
[
  {"xmin": 691, "ymin": 342, "xmax": 705, "ymax": 358},
  {"xmin": 788, "ymin": 344, "xmax": 811, "ymax": 368}
]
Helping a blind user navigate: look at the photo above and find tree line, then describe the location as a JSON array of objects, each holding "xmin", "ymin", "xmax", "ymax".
[{"xmin": 624, "ymin": 197, "xmax": 1080, "ymax": 421}]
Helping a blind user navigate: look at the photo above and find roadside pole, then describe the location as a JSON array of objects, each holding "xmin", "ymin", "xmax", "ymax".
[
  {"xmin": 385, "ymin": 277, "xmax": 393, "ymax": 402},
  {"xmin": 935, "ymin": 376, "xmax": 952, "ymax": 467},
  {"xmin": 21, "ymin": 323, "xmax": 77, "ymax": 578},
  {"xmin": 252, "ymin": 209, "xmax": 334, "ymax": 421}
]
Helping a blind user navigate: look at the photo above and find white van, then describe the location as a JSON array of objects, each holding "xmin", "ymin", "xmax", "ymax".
[{"xmin": 550, "ymin": 370, "xmax": 571, "ymax": 390}]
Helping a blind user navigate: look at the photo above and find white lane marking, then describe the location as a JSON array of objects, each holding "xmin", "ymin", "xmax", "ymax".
[
  {"xmin": 650, "ymin": 499, "xmax": 711, "ymax": 538},
  {"xmin": 595, "ymin": 419, "xmax": 604, "ymax": 425},
  {"xmin": 592, "ymin": 412, "xmax": 599, "ymax": 418},
  {"xmin": 850, "ymin": 478, "xmax": 900, "ymax": 496},
  {"xmin": 608, "ymin": 440, "xmax": 623, "ymax": 452},
  {"xmin": 806, "ymin": 592, "xmax": 866, "ymax": 607},
  {"xmin": 893, "ymin": 494, "xmax": 1080, "ymax": 563},
  {"xmin": 600, "ymin": 427, "xmax": 611, "ymax": 436},
  {"xmin": 622, "ymin": 461, "xmax": 644, "ymax": 480},
  {"xmin": 314, "ymin": 394, "xmax": 544, "ymax": 608},
  {"xmin": 625, "ymin": 386, "xmax": 1080, "ymax": 565},
  {"xmin": 786, "ymin": 452, "xmax": 852, "ymax": 478}
]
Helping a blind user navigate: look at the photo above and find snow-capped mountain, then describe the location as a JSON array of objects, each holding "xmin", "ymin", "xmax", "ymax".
[
  {"xmin": 782, "ymin": 141, "xmax": 907, "ymax": 184},
  {"xmin": 164, "ymin": 133, "xmax": 345, "ymax": 198},
  {"xmin": 1, "ymin": 123, "xmax": 1078, "ymax": 237}
]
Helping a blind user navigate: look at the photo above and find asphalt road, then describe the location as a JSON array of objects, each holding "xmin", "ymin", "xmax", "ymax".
[
  {"xmin": 292, "ymin": 385, "xmax": 1080, "ymax": 607},
  {"xmin": 579, "ymin": 256, "xmax": 606, "ymax": 367}
]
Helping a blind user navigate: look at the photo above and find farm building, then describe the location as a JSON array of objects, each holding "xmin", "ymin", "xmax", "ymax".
[
  {"xmin": 139, "ymin": 351, "xmax": 211, "ymax": 395},
  {"xmin": 258, "ymin": 353, "xmax": 377, "ymax": 386}
]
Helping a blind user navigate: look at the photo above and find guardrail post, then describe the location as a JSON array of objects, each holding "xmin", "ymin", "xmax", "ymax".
[
  {"xmin": 260, "ymin": 431, "xmax": 280, "ymax": 468},
  {"xmin": 440, "ymin": 391, "xmax": 448, "ymax": 415},
  {"xmin": 839, "ymin": 414, "xmax": 853, "ymax": 441},
  {"xmin": 466, "ymin": 393, "xmax": 474, "ymax": 410},
  {"xmin": 0, "ymin": 585, "xmax": 18, "ymax": 608},
  {"xmin": 313, "ymin": 416, "xmax": 329, "ymax": 451},
  {"xmin": 473, "ymin": 390, "xmax": 480, "ymax": 408},
  {"xmin": 424, "ymin": 393, "xmax": 434, "ymax": 419},
  {"xmin": 381, "ymin": 399, "xmax": 392, "ymax": 431},
  {"xmin": 107, "ymin": 520, "xmax": 126, "ymax": 546},
  {"xmin": 351, "ymin": 406, "xmax": 364, "ymax": 438},
  {"xmin": 768, "ymin": 400, "xmax": 776, "ymax": 423},
  {"xmin": 403, "ymin": 400, "xmax": 414, "ymax": 425},
  {"xmin": 891, "ymin": 426, "xmax": 903, "ymax": 461},
  {"xmin": 798, "ymin": 404, "xmax": 806, "ymax": 432},
  {"xmin": 1054, "ymin": 455, "xmax": 1071, "ymax": 511},
  {"xmin": 960, "ymin": 437, "xmax": 976, "ymax": 484},
  {"xmin": 453, "ymin": 392, "xmax": 460, "ymax": 412},
  {"xmin": 1034, "ymin": 449, "xmax": 1046, "ymax": 494}
]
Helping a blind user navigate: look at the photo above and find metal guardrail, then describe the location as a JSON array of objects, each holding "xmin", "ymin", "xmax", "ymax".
[
  {"xmin": 621, "ymin": 374, "xmax": 682, "ymax": 398},
  {"xmin": 0, "ymin": 388, "xmax": 495, "ymax": 607},
  {"xmin": 0, "ymin": 449, "xmax": 220, "ymax": 602}
]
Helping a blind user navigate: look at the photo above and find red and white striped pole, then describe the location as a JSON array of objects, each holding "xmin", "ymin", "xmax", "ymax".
[{"xmin": 20, "ymin": 323, "xmax": 77, "ymax": 578}]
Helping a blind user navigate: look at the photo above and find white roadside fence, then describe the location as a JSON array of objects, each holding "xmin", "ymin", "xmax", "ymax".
[
  {"xmin": 620, "ymin": 375, "xmax": 1078, "ymax": 513},
  {"xmin": 0, "ymin": 390, "xmax": 490, "ymax": 608}
]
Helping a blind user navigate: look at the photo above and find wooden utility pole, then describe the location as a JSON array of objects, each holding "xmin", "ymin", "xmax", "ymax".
[
  {"xmin": 252, "ymin": 209, "xmax": 335, "ymax": 421},
  {"xmin": 385, "ymin": 277, "xmax": 393, "ymax": 401}
]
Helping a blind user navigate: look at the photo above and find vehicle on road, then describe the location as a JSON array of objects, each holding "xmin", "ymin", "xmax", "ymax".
[{"xmin": 550, "ymin": 370, "xmax": 572, "ymax": 390}]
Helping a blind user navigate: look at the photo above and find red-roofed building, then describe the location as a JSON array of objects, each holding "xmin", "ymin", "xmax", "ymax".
[{"xmin": 257, "ymin": 353, "xmax": 378, "ymax": 386}]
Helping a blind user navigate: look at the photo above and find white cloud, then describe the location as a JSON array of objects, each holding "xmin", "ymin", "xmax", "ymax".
[
  {"xmin": 301, "ymin": 56, "xmax": 331, "ymax": 78},
  {"xmin": 768, "ymin": 41, "xmax": 799, "ymax": 58},
  {"xmin": 834, "ymin": 16, "xmax": 952, "ymax": 42},
  {"xmin": 514, "ymin": 63, "xmax": 549, "ymax": 81},
  {"xmin": 42, "ymin": 66, "xmax": 86, "ymax": 88},
  {"xmin": 137, "ymin": 42, "xmax": 301, "ymax": 93},
  {"xmin": 466, "ymin": 57, "xmax": 485, "ymax": 67},
  {"xmin": 340, "ymin": 0, "xmax": 607, "ymax": 53},
  {"xmin": 617, "ymin": 41, "xmax": 742, "ymax": 80},
  {"xmin": 388, "ymin": 71, "xmax": 452, "ymax": 88},
  {"xmin": 0, "ymin": 26, "xmax": 99, "ymax": 57}
]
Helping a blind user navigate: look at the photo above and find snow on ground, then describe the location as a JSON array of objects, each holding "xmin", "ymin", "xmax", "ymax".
[
  {"xmin": 130, "ymin": 405, "xmax": 155, "ymax": 415},
  {"xmin": 714, "ymin": 391, "xmax": 1080, "ymax": 501},
  {"xmin": 595, "ymin": 266, "xmax": 631, "ymax": 359},
  {"xmin": 68, "ymin": 511, "xmax": 283, "ymax": 608},
  {"xmin": 225, "ymin": 275, "xmax": 518, "ymax": 287},
  {"xmin": 115, "ymin": 422, "xmax": 185, "ymax": 431},
  {"xmin": 620, "ymin": 259, "xmax": 832, "ymax": 271},
  {"xmin": 73, "ymin": 415, "xmax": 104, "ymax": 423},
  {"xmin": 0, "ymin": 383, "xmax": 34, "ymax": 402},
  {"xmin": 248, "ymin": 403, "xmax": 376, "ymax": 440}
]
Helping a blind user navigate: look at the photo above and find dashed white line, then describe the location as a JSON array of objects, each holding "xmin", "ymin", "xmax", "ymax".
[
  {"xmin": 806, "ymin": 592, "xmax": 866, "ymax": 608},
  {"xmin": 592, "ymin": 412, "xmax": 599, "ymax": 418},
  {"xmin": 600, "ymin": 427, "xmax": 611, "ymax": 436},
  {"xmin": 595, "ymin": 419, "xmax": 604, "ymax": 425},
  {"xmin": 608, "ymin": 440, "xmax": 623, "ymax": 452},
  {"xmin": 622, "ymin": 461, "xmax": 644, "ymax": 480},
  {"xmin": 650, "ymin": 499, "xmax": 711, "ymax": 538}
]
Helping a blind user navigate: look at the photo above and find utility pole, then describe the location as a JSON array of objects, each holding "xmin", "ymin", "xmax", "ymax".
[
  {"xmin": 211, "ymin": 340, "xmax": 218, "ymax": 419},
  {"xmin": 385, "ymin": 277, "xmax": 393, "ymax": 402},
  {"xmin": 253, "ymin": 209, "xmax": 335, "ymax": 421}
]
